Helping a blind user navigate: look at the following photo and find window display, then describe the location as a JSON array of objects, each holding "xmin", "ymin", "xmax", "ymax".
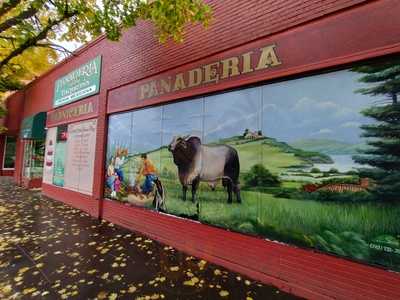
[
  {"xmin": 43, "ymin": 128, "xmax": 57, "ymax": 184},
  {"xmin": 43, "ymin": 119, "xmax": 97, "ymax": 195},
  {"xmin": 3, "ymin": 136, "xmax": 16, "ymax": 169},
  {"xmin": 23, "ymin": 140, "xmax": 45, "ymax": 179},
  {"xmin": 105, "ymin": 57, "xmax": 400, "ymax": 271},
  {"xmin": 64, "ymin": 119, "xmax": 97, "ymax": 195}
]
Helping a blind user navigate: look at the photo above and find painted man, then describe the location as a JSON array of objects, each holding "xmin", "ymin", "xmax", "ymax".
[{"xmin": 138, "ymin": 153, "xmax": 157, "ymax": 194}]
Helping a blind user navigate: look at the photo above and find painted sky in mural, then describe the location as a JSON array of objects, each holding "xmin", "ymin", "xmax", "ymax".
[
  {"xmin": 108, "ymin": 70, "xmax": 375, "ymax": 156},
  {"xmin": 262, "ymin": 70, "xmax": 375, "ymax": 143}
]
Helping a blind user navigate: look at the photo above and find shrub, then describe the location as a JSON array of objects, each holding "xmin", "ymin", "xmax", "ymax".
[
  {"xmin": 310, "ymin": 167, "xmax": 321, "ymax": 173},
  {"xmin": 312, "ymin": 230, "xmax": 370, "ymax": 260},
  {"xmin": 244, "ymin": 164, "xmax": 280, "ymax": 188},
  {"xmin": 346, "ymin": 170, "xmax": 359, "ymax": 175},
  {"xmin": 321, "ymin": 177, "xmax": 359, "ymax": 185},
  {"xmin": 328, "ymin": 168, "xmax": 339, "ymax": 173},
  {"xmin": 301, "ymin": 190, "xmax": 374, "ymax": 203}
]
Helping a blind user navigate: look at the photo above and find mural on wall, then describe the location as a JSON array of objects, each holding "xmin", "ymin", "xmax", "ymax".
[{"xmin": 105, "ymin": 57, "xmax": 400, "ymax": 271}]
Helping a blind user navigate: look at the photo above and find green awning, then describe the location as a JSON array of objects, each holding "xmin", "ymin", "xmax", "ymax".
[{"xmin": 20, "ymin": 112, "xmax": 46, "ymax": 139}]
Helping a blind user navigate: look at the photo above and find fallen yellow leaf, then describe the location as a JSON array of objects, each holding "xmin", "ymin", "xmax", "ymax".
[
  {"xmin": 18, "ymin": 267, "xmax": 29, "ymax": 274},
  {"xmin": 183, "ymin": 280, "xmax": 195, "ymax": 286},
  {"xmin": 214, "ymin": 269, "xmax": 222, "ymax": 276},
  {"xmin": 97, "ymin": 291, "xmax": 108, "ymax": 299},
  {"xmin": 192, "ymin": 277, "xmax": 199, "ymax": 283},
  {"xmin": 186, "ymin": 272, "xmax": 194, "ymax": 277},
  {"xmin": 1, "ymin": 284, "xmax": 12, "ymax": 295},
  {"xmin": 128, "ymin": 286, "xmax": 137, "ymax": 293},
  {"xmin": 23, "ymin": 287, "xmax": 37, "ymax": 295}
]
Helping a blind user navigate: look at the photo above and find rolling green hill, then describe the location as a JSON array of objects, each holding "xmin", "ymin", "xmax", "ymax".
[
  {"xmin": 289, "ymin": 138, "xmax": 366, "ymax": 155},
  {"xmin": 122, "ymin": 136, "xmax": 331, "ymax": 177}
]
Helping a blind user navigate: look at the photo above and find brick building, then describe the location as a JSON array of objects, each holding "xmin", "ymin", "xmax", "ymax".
[{"xmin": 1, "ymin": 1, "xmax": 400, "ymax": 298}]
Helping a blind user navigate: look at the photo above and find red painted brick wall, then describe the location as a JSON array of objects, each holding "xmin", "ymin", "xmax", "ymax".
[
  {"xmin": 23, "ymin": 0, "xmax": 371, "ymax": 117},
  {"xmin": 42, "ymin": 183, "xmax": 98, "ymax": 216},
  {"xmin": 0, "ymin": 136, "xmax": 5, "ymax": 175},
  {"xmin": 0, "ymin": 91, "xmax": 24, "ymax": 179},
  {"xmin": 4, "ymin": 91, "xmax": 24, "ymax": 135},
  {"xmin": 6, "ymin": 0, "xmax": 400, "ymax": 299},
  {"xmin": 101, "ymin": 0, "xmax": 370, "ymax": 90},
  {"xmin": 0, "ymin": 136, "xmax": 15, "ymax": 177}
]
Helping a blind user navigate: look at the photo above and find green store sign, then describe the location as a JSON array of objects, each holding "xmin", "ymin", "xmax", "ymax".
[{"xmin": 53, "ymin": 56, "xmax": 102, "ymax": 107}]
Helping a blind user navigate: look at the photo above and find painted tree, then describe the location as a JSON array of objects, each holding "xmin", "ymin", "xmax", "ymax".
[
  {"xmin": 0, "ymin": 0, "xmax": 211, "ymax": 110},
  {"xmin": 352, "ymin": 58, "xmax": 400, "ymax": 201}
]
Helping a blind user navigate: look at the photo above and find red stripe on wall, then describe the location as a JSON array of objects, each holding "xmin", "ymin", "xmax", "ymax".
[{"xmin": 42, "ymin": 183, "xmax": 98, "ymax": 217}]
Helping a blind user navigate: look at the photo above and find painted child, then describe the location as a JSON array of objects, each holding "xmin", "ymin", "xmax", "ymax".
[
  {"xmin": 106, "ymin": 157, "xmax": 117, "ymax": 198},
  {"xmin": 114, "ymin": 148, "xmax": 126, "ymax": 182}
]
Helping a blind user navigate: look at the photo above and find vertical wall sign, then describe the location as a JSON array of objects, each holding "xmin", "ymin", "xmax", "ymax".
[
  {"xmin": 42, "ymin": 127, "xmax": 57, "ymax": 184},
  {"xmin": 53, "ymin": 56, "xmax": 102, "ymax": 108}
]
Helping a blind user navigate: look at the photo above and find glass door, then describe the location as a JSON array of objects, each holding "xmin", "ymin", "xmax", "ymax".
[{"xmin": 23, "ymin": 140, "xmax": 45, "ymax": 179}]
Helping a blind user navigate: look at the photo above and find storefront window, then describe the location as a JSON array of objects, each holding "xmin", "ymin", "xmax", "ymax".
[
  {"xmin": 23, "ymin": 140, "xmax": 45, "ymax": 178},
  {"xmin": 3, "ymin": 136, "xmax": 16, "ymax": 169},
  {"xmin": 105, "ymin": 57, "xmax": 400, "ymax": 272},
  {"xmin": 43, "ymin": 120, "xmax": 97, "ymax": 195}
]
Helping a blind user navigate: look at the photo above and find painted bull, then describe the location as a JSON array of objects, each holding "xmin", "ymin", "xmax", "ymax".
[{"xmin": 168, "ymin": 136, "xmax": 241, "ymax": 204}]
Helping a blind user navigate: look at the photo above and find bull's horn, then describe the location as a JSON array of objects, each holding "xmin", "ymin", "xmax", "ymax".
[{"xmin": 182, "ymin": 134, "xmax": 190, "ymax": 141}]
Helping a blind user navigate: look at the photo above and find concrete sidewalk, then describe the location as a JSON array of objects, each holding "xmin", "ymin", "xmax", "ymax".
[{"xmin": 0, "ymin": 178, "xmax": 300, "ymax": 299}]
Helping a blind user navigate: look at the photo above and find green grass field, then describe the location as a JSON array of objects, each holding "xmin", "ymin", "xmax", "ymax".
[
  {"xmin": 160, "ymin": 179, "xmax": 400, "ymax": 239},
  {"xmin": 111, "ymin": 136, "xmax": 400, "ymax": 270},
  {"xmin": 118, "ymin": 137, "xmax": 400, "ymax": 243},
  {"xmin": 162, "ymin": 180, "xmax": 400, "ymax": 269}
]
